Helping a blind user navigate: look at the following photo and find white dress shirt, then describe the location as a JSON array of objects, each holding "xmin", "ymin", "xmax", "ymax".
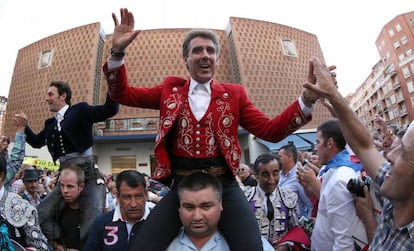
[
  {"xmin": 311, "ymin": 166, "xmax": 367, "ymax": 251},
  {"xmin": 188, "ymin": 79, "xmax": 211, "ymax": 121},
  {"xmin": 55, "ymin": 105, "xmax": 69, "ymax": 131}
]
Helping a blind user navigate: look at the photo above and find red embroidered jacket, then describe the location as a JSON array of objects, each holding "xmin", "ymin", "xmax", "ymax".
[{"xmin": 103, "ymin": 63, "xmax": 311, "ymax": 180}]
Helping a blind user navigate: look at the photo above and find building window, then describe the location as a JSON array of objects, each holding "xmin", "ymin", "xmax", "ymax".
[
  {"xmin": 38, "ymin": 50, "xmax": 53, "ymax": 69},
  {"xmin": 407, "ymin": 80, "xmax": 414, "ymax": 93},
  {"xmin": 398, "ymin": 54, "xmax": 405, "ymax": 61},
  {"xmin": 388, "ymin": 28, "xmax": 395, "ymax": 37},
  {"xmin": 111, "ymin": 156, "xmax": 136, "ymax": 177},
  {"xmin": 407, "ymin": 48, "xmax": 413, "ymax": 57},
  {"xmin": 402, "ymin": 66, "xmax": 410, "ymax": 78},
  {"xmin": 401, "ymin": 36, "xmax": 408, "ymax": 45},
  {"xmin": 411, "ymin": 62, "xmax": 414, "ymax": 74},
  {"xmin": 393, "ymin": 108, "xmax": 399, "ymax": 118},
  {"xmin": 390, "ymin": 94, "xmax": 396, "ymax": 104},
  {"xmin": 395, "ymin": 23, "xmax": 402, "ymax": 32},
  {"xmin": 393, "ymin": 40, "xmax": 400, "ymax": 49},
  {"xmin": 281, "ymin": 39, "xmax": 298, "ymax": 57}
]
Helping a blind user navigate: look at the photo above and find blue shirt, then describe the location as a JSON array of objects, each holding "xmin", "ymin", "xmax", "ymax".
[
  {"xmin": 166, "ymin": 228, "xmax": 274, "ymax": 251},
  {"xmin": 279, "ymin": 163, "xmax": 313, "ymax": 218}
]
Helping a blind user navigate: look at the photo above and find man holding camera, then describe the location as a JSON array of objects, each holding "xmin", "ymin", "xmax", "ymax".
[{"xmin": 307, "ymin": 119, "xmax": 368, "ymax": 250}]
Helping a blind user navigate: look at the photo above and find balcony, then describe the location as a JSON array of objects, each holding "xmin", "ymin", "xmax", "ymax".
[{"xmin": 94, "ymin": 117, "xmax": 160, "ymax": 136}]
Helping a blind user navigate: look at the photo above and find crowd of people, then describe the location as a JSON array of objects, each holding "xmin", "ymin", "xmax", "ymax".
[{"xmin": 0, "ymin": 7, "xmax": 412, "ymax": 251}]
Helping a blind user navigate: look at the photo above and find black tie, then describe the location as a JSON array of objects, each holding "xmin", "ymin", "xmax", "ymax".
[{"xmin": 266, "ymin": 193, "xmax": 274, "ymax": 221}]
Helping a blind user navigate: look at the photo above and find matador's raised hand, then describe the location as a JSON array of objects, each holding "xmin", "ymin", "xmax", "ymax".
[{"xmin": 111, "ymin": 8, "xmax": 141, "ymax": 54}]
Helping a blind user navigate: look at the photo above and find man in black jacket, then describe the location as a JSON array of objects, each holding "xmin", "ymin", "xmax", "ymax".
[{"xmin": 16, "ymin": 80, "xmax": 119, "ymax": 243}]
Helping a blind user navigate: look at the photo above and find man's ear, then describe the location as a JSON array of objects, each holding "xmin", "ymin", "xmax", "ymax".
[
  {"xmin": 79, "ymin": 182, "xmax": 85, "ymax": 193},
  {"xmin": 183, "ymin": 57, "xmax": 190, "ymax": 71},
  {"xmin": 60, "ymin": 92, "xmax": 67, "ymax": 102}
]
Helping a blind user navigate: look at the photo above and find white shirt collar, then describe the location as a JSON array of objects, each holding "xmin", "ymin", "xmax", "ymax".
[
  {"xmin": 112, "ymin": 202, "xmax": 151, "ymax": 224},
  {"xmin": 56, "ymin": 104, "xmax": 69, "ymax": 120},
  {"xmin": 257, "ymin": 185, "xmax": 275, "ymax": 199},
  {"xmin": 189, "ymin": 78, "xmax": 211, "ymax": 95}
]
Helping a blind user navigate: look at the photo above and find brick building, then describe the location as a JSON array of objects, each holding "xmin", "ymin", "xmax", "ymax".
[
  {"xmin": 348, "ymin": 11, "xmax": 414, "ymax": 131},
  {"xmin": 4, "ymin": 17, "xmax": 331, "ymax": 175}
]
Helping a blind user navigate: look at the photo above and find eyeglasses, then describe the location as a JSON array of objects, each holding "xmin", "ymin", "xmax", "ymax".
[{"xmin": 238, "ymin": 168, "xmax": 246, "ymax": 172}]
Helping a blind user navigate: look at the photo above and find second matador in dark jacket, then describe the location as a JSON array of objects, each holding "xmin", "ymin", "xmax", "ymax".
[{"xmin": 17, "ymin": 81, "xmax": 119, "ymax": 243}]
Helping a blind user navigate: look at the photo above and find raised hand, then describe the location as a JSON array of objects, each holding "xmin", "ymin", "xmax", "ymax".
[
  {"xmin": 111, "ymin": 8, "xmax": 141, "ymax": 53},
  {"xmin": 14, "ymin": 111, "xmax": 28, "ymax": 131},
  {"xmin": 302, "ymin": 57, "xmax": 337, "ymax": 105},
  {"xmin": 303, "ymin": 57, "xmax": 339, "ymax": 100}
]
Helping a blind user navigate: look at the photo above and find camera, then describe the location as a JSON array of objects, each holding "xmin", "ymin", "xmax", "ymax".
[
  {"xmin": 299, "ymin": 216, "xmax": 314, "ymax": 234},
  {"xmin": 347, "ymin": 176, "xmax": 372, "ymax": 197}
]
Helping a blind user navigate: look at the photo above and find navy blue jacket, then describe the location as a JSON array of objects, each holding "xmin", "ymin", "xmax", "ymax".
[
  {"xmin": 25, "ymin": 94, "xmax": 118, "ymax": 161},
  {"xmin": 84, "ymin": 210, "xmax": 145, "ymax": 251}
]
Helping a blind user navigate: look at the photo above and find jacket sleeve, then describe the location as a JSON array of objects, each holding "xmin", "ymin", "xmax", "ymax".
[
  {"xmin": 237, "ymin": 85, "xmax": 311, "ymax": 142},
  {"xmin": 5, "ymin": 132, "xmax": 26, "ymax": 188},
  {"xmin": 85, "ymin": 93, "xmax": 119, "ymax": 123},
  {"xmin": 24, "ymin": 125, "xmax": 46, "ymax": 149},
  {"xmin": 84, "ymin": 216, "xmax": 104, "ymax": 251}
]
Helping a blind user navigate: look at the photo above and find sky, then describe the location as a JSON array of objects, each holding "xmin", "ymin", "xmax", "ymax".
[{"xmin": 0, "ymin": 0, "xmax": 412, "ymax": 97}]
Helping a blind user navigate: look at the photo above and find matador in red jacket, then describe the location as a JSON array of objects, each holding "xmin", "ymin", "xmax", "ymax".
[{"xmin": 103, "ymin": 8, "xmax": 335, "ymax": 251}]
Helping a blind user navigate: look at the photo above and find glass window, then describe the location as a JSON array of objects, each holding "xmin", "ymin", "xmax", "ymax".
[
  {"xmin": 38, "ymin": 50, "xmax": 53, "ymax": 68},
  {"xmin": 281, "ymin": 39, "xmax": 298, "ymax": 57},
  {"xmin": 111, "ymin": 156, "xmax": 136, "ymax": 177},
  {"xmin": 388, "ymin": 29, "xmax": 395, "ymax": 37},
  {"xmin": 395, "ymin": 23, "xmax": 402, "ymax": 32},
  {"xmin": 401, "ymin": 36, "xmax": 408, "ymax": 45},
  {"xmin": 393, "ymin": 40, "xmax": 400, "ymax": 49},
  {"xmin": 402, "ymin": 66, "xmax": 410, "ymax": 78},
  {"xmin": 407, "ymin": 81, "xmax": 414, "ymax": 93}
]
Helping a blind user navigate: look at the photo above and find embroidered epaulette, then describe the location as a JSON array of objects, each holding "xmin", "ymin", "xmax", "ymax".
[
  {"xmin": 4, "ymin": 192, "xmax": 36, "ymax": 227},
  {"xmin": 278, "ymin": 187, "xmax": 298, "ymax": 209},
  {"xmin": 245, "ymin": 186, "xmax": 256, "ymax": 201}
]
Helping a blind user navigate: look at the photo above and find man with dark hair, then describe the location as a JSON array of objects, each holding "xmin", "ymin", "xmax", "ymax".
[
  {"xmin": 168, "ymin": 172, "xmax": 274, "ymax": 251},
  {"xmin": 85, "ymin": 170, "xmax": 150, "ymax": 251},
  {"xmin": 309, "ymin": 119, "xmax": 367, "ymax": 250},
  {"xmin": 20, "ymin": 169, "xmax": 43, "ymax": 206},
  {"xmin": 246, "ymin": 153, "xmax": 310, "ymax": 250},
  {"xmin": 16, "ymin": 80, "xmax": 119, "ymax": 242},
  {"xmin": 0, "ymin": 151, "xmax": 49, "ymax": 251},
  {"xmin": 103, "ymin": 8, "xmax": 336, "ymax": 251},
  {"xmin": 278, "ymin": 143, "xmax": 313, "ymax": 218}
]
